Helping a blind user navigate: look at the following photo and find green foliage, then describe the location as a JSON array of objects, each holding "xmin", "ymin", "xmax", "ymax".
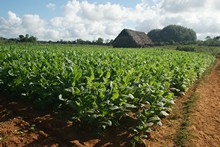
[
  {"xmin": 0, "ymin": 44, "xmax": 215, "ymax": 143},
  {"xmin": 176, "ymin": 46, "xmax": 196, "ymax": 52},
  {"xmin": 0, "ymin": 37, "xmax": 7, "ymax": 44},
  {"xmin": 147, "ymin": 29, "xmax": 161, "ymax": 43},
  {"xmin": 147, "ymin": 25, "xmax": 197, "ymax": 45},
  {"xmin": 96, "ymin": 37, "xmax": 104, "ymax": 45},
  {"xmin": 177, "ymin": 45, "xmax": 220, "ymax": 58},
  {"xmin": 198, "ymin": 36, "xmax": 220, "ymax": 46},
  {"xmin": 18, "ymin": 34, "xmax": 37, "ymax": 43}
]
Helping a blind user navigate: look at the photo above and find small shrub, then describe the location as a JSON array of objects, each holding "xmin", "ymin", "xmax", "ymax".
[{"xmin": 176, "ymin": 46, "xmax": 196, "ymax": 52}]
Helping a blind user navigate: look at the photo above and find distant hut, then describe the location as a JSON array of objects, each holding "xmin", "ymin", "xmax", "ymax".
[{"xmin": 112, "ymin": 29, "xmax": 153, "ymax": 48}]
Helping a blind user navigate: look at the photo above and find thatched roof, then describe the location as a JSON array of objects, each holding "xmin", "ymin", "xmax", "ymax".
[{"xmin": 112, "ymin": 29, "xmax": 153, "ymax": 48}]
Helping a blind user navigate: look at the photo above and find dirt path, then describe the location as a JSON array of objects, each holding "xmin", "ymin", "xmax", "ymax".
[
  {"xmin": 0, "ymin": 60, "xmax": 219, "ymax": 146},
  {"xmin": 188, "ymin": 60, "xmax": 220, "ymax": 147}
]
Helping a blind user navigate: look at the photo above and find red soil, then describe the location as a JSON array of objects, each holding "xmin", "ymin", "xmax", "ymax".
[{"xmin": 188, "ymin": 59, "xmax": 220, "ymax": 147}]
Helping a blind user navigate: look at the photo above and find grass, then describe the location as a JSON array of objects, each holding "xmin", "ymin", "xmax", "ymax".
[{"xmin": 175, "ymin": 93, "xmax": 198, "ymax": 146}]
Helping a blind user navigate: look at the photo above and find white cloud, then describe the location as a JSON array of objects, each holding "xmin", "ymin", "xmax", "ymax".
[
  {"xmin": 134, "ymin": 0, "xmax": 220, "ymax": 40},
  {"xmin": 8, "ymin": 11, "xmax": 21, "ymax": 25},
  {"xmin": 47, "ymin": 0, "xmax": 131, "ymax": 40},
  {"xmin": 0, "ymin": 12, "xmax": 47, "ymax": 40},
  {"xmin": 22, "ymin": 14, "xmax": 45, "ymax": 32},
  {"xmin": 46, "ymin": 3, "xmax": 56, "ymax": 10},
  {"xmin": 1, "ymin": 0, "xmax": 220, "ymax": 41},
  {"xmin": 159, "ymin": 0, "xmax": 207, "ymax": 13},
  {"xmin": 0, "ymin": 11, "xmax": 23, "ymax": 37}
]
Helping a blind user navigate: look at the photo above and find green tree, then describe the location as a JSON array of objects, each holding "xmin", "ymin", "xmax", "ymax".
[
  {"xmin": 19, "ymin": 35, "xmax": 25, "ymax": 42},
  {"xmin": 76, "ymin": 38, "xmax": 85, "ymax": 44},
  {"xmin": 147, "ymin": 25, "xmax": 197, "ymax": 45},
  {"xmin": 28, "ymin": 36, "xmax": 37, "ymax": 43},
  {"xmin": 96, "ymin": 37, "xmax": 104, "ymax": 45},
  {"xmin": 205, "ymin": 36, "xmax": 212, "ymax": 40},
  {"xmin": 147, "ymin": 29, "xmax": 161, "ymax": 43},
  {"xmin": 18, "ymin": 34, "xmax": 37, "ymax": 43},
  {"xmin": 160, "ymin": 25, "xmax": 196, "ymax": 43},
  {"xmin": 203, "ymin": 36, "xmax": 220, "ymax": 46},
  {"xmin": 213, "ymin": 36, "xmax": 220, "ymax": 41}
]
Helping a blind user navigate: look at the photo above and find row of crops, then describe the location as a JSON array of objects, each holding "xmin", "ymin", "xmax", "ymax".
[{"xmin": 0, "ymin": 44, "xmax": 216, "ymax": 141}]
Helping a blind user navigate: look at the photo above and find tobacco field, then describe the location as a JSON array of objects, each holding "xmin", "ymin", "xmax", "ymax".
[{"xmin": 0, "ymin": 44, "xmax": 215, "ymax": 141}]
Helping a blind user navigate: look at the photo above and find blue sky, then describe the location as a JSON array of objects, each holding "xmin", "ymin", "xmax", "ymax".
[
  {"xmin": 0, "ymin": 0, "xmax": 142, "ymax": 19},
  {"xmin": 1, "ymin": 0, "xmax": 64, "ymax": 19},
  {"xmin": 0, "ymin": 0, "xmax": 220, "ymax": 41}
]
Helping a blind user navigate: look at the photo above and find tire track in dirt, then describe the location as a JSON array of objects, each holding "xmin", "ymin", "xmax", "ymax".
[{"xmin": 188, "ymin": 59, "xmax": 220, "ymax": 147}]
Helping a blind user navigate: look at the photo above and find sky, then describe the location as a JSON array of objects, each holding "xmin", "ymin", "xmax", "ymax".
[{"xmin": 0, "ymin": 0, "xmax": 220, "ymax": 41}]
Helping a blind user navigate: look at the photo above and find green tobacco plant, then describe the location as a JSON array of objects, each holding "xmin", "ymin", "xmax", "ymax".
[{"xmin": 0, "ymin": 44, "xmax": 215, "ymax": 142}]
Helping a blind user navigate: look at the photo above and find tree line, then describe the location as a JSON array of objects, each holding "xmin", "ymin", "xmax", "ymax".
[
  {"xmin": 0, "ymin": 34, "xmax": 113, "ymax": 46},
  {"xmin": 1, "ymin": 26, "xmax": 220, "ymax": 46},
  {"xmin": 0, "ymin": 34, "xmax": 37, "ymax": 43},
  {"xmin": 48, "ymin": 38, "xmax": 114, "ymax": 46},
  {"xmin": 197, "ymin": 36, "xmax": 220, "ymax": 46}
]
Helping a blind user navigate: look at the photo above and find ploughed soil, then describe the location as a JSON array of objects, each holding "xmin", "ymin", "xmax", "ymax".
[{"xmin": 0, "ymin": 60, "xmax": 220, "ymax": 147}]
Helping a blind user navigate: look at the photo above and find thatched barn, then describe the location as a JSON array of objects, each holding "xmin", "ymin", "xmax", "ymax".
[{"xmin": 112, "ymin": 29, "xmax": 153, "ymax": 48}]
